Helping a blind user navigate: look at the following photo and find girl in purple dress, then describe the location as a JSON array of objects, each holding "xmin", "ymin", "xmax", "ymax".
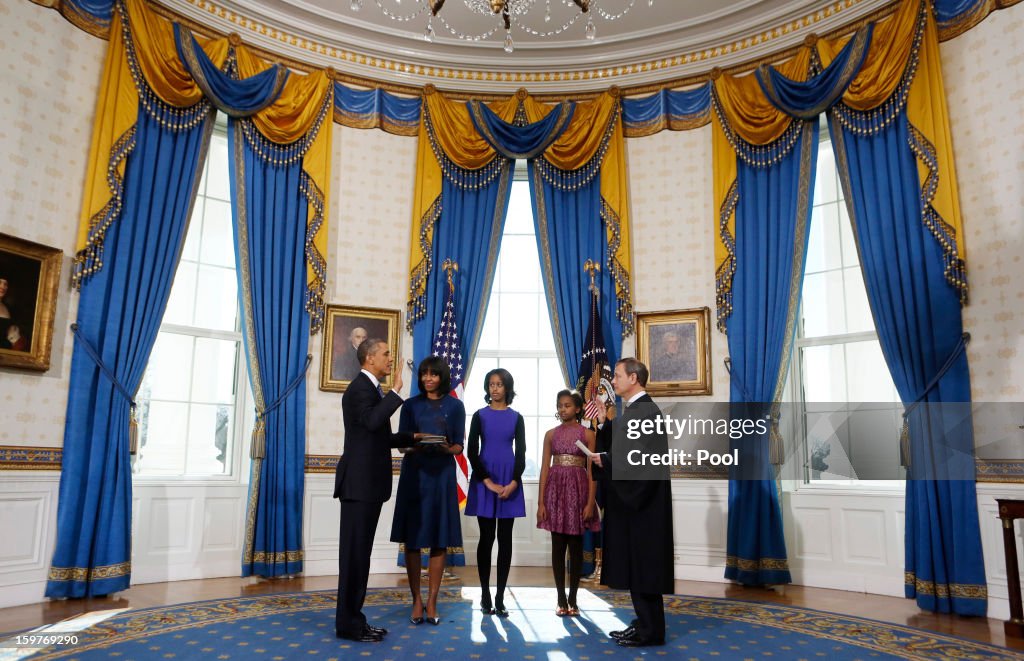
[
  {"xmin": 537, "ymin": 390, "xmax": 599, "ymax": 616},
  {"xmin": 465, "ymin": 368, "xmax": 526, "ymax": 617}
]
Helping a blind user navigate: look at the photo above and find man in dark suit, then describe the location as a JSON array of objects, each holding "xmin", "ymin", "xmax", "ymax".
[
  {"xmin": 335, "ymin": 338, "xmax": 418, "ymax": 642},
  {"xmin": 592, "ymin": 358, "xmax": 674, "ymax": 647}
]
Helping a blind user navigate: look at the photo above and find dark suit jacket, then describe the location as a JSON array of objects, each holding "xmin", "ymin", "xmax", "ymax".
[
  {"xmin": 334, "ymin": 371, "xmax": 416, "ymax": 502},
  {"xmin": 592, "ymin": 393, "xmax": 675, "ymax": 594}
]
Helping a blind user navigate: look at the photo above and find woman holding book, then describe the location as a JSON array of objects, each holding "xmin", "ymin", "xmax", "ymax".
[{"xmin": 390, "ymin": 356, "xmax": 465, "ymax": 625}]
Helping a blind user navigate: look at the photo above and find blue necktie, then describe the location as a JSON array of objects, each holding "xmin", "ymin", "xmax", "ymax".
[{"xmin": 377, "ymin": 384, "xmax": 385, "ymax": 398}]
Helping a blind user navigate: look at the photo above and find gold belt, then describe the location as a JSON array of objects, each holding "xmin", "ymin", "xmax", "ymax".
[{"xmin": 552, "ymin": 454, "xmax": 585, "ymax": 468}]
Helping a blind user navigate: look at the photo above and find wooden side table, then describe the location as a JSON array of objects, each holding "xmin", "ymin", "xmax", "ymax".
[{"xmin": 997, "ymin": 499, "xmax": 1024, "ymax": 638}]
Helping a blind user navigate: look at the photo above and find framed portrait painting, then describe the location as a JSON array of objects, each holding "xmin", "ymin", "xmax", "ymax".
[
  {"xmin": 320, "ymin": 304, "xmax": 400, "ymax": 393},
  {"xmin": 636, "ymin": 307, "xmax": 712, "ymax": 396},
  {"xmin": 0, "ymin": 234, "xmax": 63, "ymax": 372}
]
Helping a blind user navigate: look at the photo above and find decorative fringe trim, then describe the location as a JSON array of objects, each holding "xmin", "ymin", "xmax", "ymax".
[
  {"xmin": 907, "ymin": 124, "xmax": 969, "ymax": 304},
  {"xmin": 119, "ymin": 1, "xmax": 212, "ymax": 132},
  {"xmin": 905, "ymin": 571, "xmax": 988, "ymax": 600},
  {"xmin": 534, "ymin": 101, "xmax": 621, "ymax": 192},
  {"xmin": 47, "ymin": 560, "xmax": 131, "ymax": 583},
  {"xmin": 712, "ymin": 91, "xmax": 806, "ymax": 169},
  {"xmin": 249, "ymin": 549, "xmax": 304, "ymax": 565},
  {"xmin": 300, "ymin": 171, "xmax": 327, "ymax": 334},
  {"xmin": 725, "ymin": 555, "xmax": 790, "ymax": 572},
  {"xmin": 715, "ymin": 179, "xmax": 739, "ymax": 334},
  {"xmin": 236, "ymin": 90, "xmax": 332, "ymax": 167},
  {"xmin": 72, "ymin": 126, "xmax": 136, "ymax": 289},
  {"xmin": 407, "ymin": 198, "xmax": 442, "ymax": 331},
  {"xmin": 600, "ymin": 199, "xmax": 634, "ymax": 337},
  {"xmin": 829, "ymin": 0, "xmax": 926, "ymax": 137},
  {"xmin": 422, "ymin": 103, "xmax": 508, "ymax": 190}
]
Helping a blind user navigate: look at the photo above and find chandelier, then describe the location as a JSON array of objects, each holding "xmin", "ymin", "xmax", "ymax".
[{"xmin": 350, "ymin": 0, "xmax": 651, "ymax": 53}]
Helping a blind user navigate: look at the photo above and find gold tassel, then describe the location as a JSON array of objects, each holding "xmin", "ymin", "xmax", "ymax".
[
  {"xmin": 128, "ymin": 406, "xmax": 139, "ymax": 455},
  {"xmin": 768, "ymin": 408, "xmax": 784, "ymax": 466},
  {"xmin": 899, "ymin": 418, "xmax": 911, "ymax": 468},
  {"xmin": 251, "ymin": 415, "xmax": 266, "ymax": 460}
]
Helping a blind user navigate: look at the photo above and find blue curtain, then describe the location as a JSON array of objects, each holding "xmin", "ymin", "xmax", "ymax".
[
  {"xmin": 529, "ymin": 171, "xmax": 622, "ymax": 381},
  {"xmin": 468, "ymin": 98, "xmax": 624, "ymax": 380},
  {"xmin": 230, "ymin": 123, "xmax": 313, "ymax": 578},
  {"xmin": 829, "ymin": 112, "xmax": 986, "ymax": 615},
  {"xmin": 722, "ymin": 121, "xmax": 818, "ymax": 586},
  {"xmin": 411, "ymin": 168, "xmax": 514, "ymax": 380},
  {"xmin": 46, "ymin": 104, "xmax": 215, "ymax": 598}
]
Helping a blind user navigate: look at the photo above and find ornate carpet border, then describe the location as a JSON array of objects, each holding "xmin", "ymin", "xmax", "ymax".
[{"xmin": 19, "ymin": 588, "xmax": 1021, "ymax": 660}]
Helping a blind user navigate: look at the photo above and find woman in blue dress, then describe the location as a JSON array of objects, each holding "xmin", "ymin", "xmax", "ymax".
[
  {"xmin": 391, "ymin": 356, "xmax": 465, "ymax": 625},
  {"xmin": 465, "ymin": 368, "xmax": 526, "ymax": 617}
]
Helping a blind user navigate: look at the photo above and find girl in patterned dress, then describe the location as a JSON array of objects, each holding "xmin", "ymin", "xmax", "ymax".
[{"xmin": 536, "ymin": 390, "xmax": 600, "ymax": 616}]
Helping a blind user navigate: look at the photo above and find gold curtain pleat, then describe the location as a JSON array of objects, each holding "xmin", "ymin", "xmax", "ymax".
[
  {"xmin": 906, "ymin": 7, "xmax": 967, "ymax": 271},
  {"xmin": 712, "ymin": 49, "xmax": 811, "ymax": 146},
  {"xmin": 818, "ymin": 0, "xmax": 921, "ymax": 111},
  {"xmin": 123, "ymin": 0, "xmax": 227, "ymax": 108}
]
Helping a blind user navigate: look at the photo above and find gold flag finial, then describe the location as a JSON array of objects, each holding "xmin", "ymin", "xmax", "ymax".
[
  {"xmin": 583, "ymin": 259, "xmax": 600, "ymax": 296},
  {"xmin": 442, "ymin": 258, "xmax": 459, "ymax": 291}
]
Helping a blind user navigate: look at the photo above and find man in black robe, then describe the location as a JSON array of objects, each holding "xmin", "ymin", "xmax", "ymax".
[{"xmin": 592, "ymin": 357, "xmax": 674, "ymax": 647}]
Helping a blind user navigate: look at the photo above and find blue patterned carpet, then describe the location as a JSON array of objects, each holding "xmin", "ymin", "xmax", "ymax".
[{"xmin": 14, "ymin": 587, "xmax": 1024, "ymax": 660}]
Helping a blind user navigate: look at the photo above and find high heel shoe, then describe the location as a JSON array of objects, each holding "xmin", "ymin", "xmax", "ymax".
[
  {"xmin": 425, "ymin": 615, "xmax": 441, "ymax": 625},
  {"xmin": 480, "ymin": 593, "xmax": 494, "ymax": 615},
  {"xmin": 410, "ymin": 615, "xmax": 424, "ymax": 625},
  {"xmin": 493, "ymin": 598, "xmax": 509, "ymax": 618}
]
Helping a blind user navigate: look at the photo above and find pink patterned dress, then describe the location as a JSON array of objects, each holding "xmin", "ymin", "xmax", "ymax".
[{"xmin": 537, "ymin": 424, "xmax": 601, "ymax": 535}]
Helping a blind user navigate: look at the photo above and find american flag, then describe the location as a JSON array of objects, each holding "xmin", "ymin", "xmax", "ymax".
[{"xmin": 432, "ymin": 279, "xmax": 470, "ymax": 508}]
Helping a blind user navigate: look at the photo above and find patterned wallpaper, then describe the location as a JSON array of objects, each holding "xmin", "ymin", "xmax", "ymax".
[
  {"xmin": 1, "ymin": 0, "xmax": 1022, "ymax": 460},
  {"xmin": 940, "ymin": 2, "xmax": 1024, "ymax": 408},
  {"xmin": 304, "ymin": 124, "xmax": 417, "ymax": 456},
  {"xmin": 0, "ymin": 0, "xmax": 103, "ymax": 448},
  {"xmin": 626, "ymin": 125, "xmax": 730, "ymax": 403}
]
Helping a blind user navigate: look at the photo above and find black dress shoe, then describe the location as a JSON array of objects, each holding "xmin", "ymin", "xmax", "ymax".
[
  {"xmin": 493, "ymin": 601, "xmax": 509, "ymax": 617},
  {"xmin": 425, "ymin": 615, "xmax": 441, "ymax": 625},
  {"xmin": 609, "ymin": 626, "xmax": 636, "ymax": 640},
  {"xmin": 616, "ymin": 636, "xmax": 664, "ymax": 647},
  {"xmin": 366, "ymin": 624, "xmax": 388, "ymax": 636},
  {"xmin": 336, "ymin": 628, "xmax": 383, "ymax": 643}
]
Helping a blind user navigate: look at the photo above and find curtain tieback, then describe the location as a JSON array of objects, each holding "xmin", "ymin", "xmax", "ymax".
[
  {"xmin": 252, "ymin": 354, "xmax": 313, "ymax": 460},
  {"xmin": 899, "ymin": 333, "xmax": 971, "ymax": 468},
  {"xmin": 71, "ymin": 323, "xmax": 140, "ymax": 455}
]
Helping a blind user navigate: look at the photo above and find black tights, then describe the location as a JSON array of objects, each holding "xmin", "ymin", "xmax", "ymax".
[
  {"xmin": 551, "ymin": 532, "xmax": 583, "ymax": 608},
  {"xmin": 477, "ymin": 517, "xmax": 514, "ymax": 607}
]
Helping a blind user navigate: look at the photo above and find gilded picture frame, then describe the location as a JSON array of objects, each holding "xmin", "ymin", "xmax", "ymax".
[
  {"xmin": 0, "ymin": 233, "xmax": 63, "ymax": 372},
  {"xmin": 636, "ymin": 307, "xmax": 712, "ymax": 396},
  {"xmin": 320, "ymin": 304, "xmax": 400, "ymax": 393}
]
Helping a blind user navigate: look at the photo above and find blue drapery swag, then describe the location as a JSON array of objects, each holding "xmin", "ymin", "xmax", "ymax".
[
  {"xmin": 175, "ymin": 24, "xmax": 330, "ymax": 578},
  {"xmin": 716, "ymin": 27, "xmax": 871, "ymax": 587},
  {"xmin": 46, "ymin": 8, "xmax": 217, "ymax": 598},
  {"xmin": 469, "ymin": 98, "xmax": 625, "ymax": 383}
]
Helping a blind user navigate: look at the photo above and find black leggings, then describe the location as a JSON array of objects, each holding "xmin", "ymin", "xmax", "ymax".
[
  {"xmin": 551, "ymin": 532, "xmax": 583, "ymax": 607},
  {"xmin": 477, "ymin": 517, "xmax": 514, "ymax": 604}
]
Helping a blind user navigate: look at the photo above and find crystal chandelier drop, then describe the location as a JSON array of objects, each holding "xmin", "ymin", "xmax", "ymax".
[{"xmin": 349, "ymin": 0, "xmax": 651, "ymax": 53}]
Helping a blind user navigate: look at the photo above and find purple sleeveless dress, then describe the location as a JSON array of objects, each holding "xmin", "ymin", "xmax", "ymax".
[
  {"xmin": 464, "ymin": 407, "xmax": 526, "ymax": 519},
  {"xmin": 537, "ymin": 424, "xmax": 601, "ymax": 535}
]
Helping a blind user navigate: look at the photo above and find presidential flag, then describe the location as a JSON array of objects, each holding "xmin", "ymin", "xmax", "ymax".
[{"xmin": 432, "ymin": 276, "xmax": 471, "ymax": 508}]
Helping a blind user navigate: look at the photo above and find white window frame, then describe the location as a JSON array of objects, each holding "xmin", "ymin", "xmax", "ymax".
[{"xmin": 133, "ymin": 118, "xmax": 251, "ymax": 484}]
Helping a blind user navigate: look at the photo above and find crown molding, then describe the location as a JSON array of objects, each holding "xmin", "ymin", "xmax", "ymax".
[{"xmin": 163, "ymin": 0, "xmax": 894, "ymax": 94}]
